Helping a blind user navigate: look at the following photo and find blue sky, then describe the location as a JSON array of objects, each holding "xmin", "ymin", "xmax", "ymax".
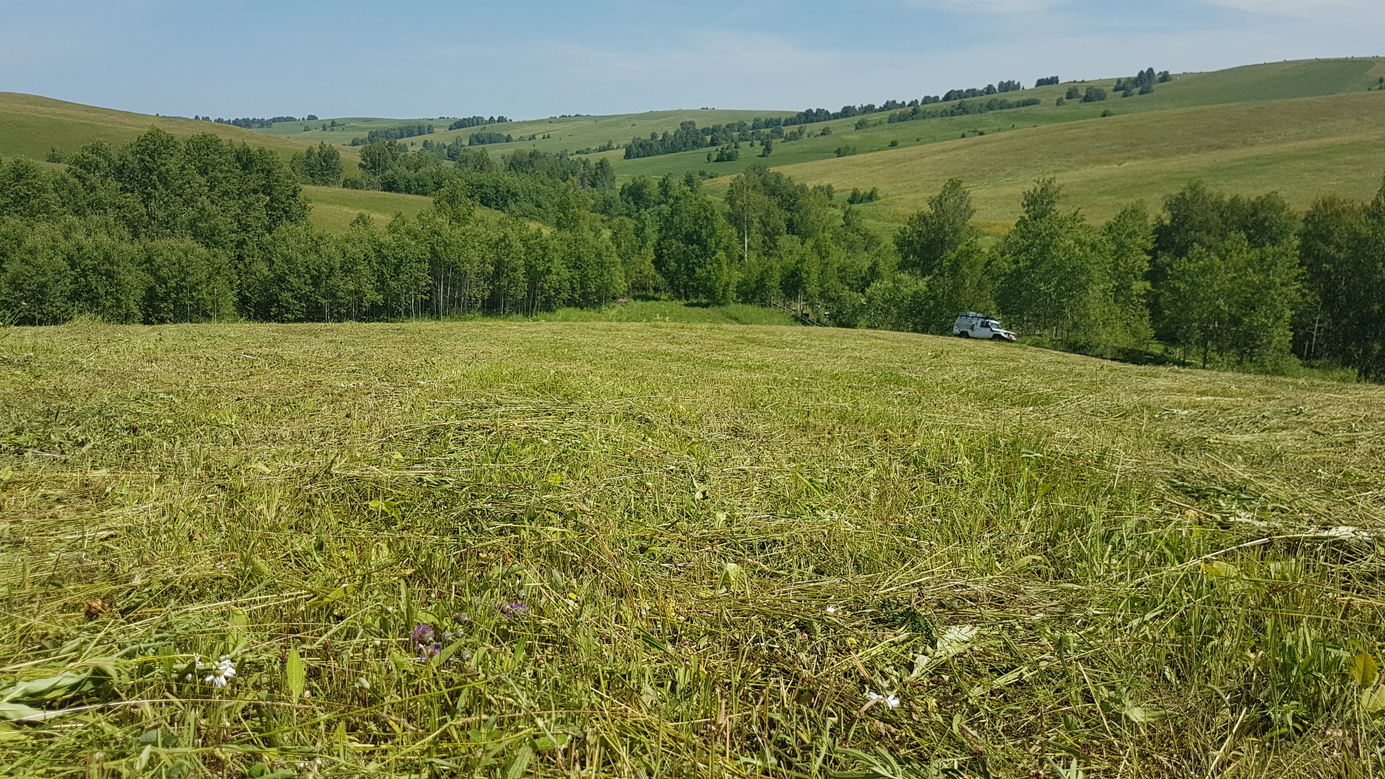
[{"xmin": 4, "ymin": 1, "xmax": 1383, "ymax": 120}]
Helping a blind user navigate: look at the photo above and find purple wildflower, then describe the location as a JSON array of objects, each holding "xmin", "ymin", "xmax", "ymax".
[
  {"xmin": 411, "ymin": 623, "xmax": 436, "ymax": 648},
  {"xmin": 499, "ymin": 601, "xmax": 528, "ymax": 619}
]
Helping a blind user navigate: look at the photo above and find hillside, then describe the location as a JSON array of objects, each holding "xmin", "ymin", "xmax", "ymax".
[
  {"xmin": 2, "ymin": 322, "xmax": 1382, "ymax": 775},
  {"xmin": 258, "ymin": 108, "xmax": 797, "ymax": 159},
  {"xmin": 0, "ymin": 92, "xmax": 353, "ymax": 164},
  {"xmin": 238, "ymin": 57, "xmax": 1385, "ymax": 185},
  {"xmin": 765, "ymin": 89, "xmax": 1385, "ymax": 232},
  {"xmin": 5, "ymin": 58, "xmax": 1385, "ymax": 235},
  {"xmin": 617, "ymin": 57, "xmax": 1385, "ymax": 183},
  {"xmin": 300, "ymin": 185, "xmax": 435, "ymax": 231}
]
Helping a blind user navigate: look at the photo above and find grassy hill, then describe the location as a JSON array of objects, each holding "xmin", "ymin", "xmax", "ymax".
[
  {"xmin": 2, "ymin": 321, "xmax": 1382, "ymax": 775},
  {"xmin": 762, "ymin": 89, "xmax": 1385, "ymax": 233},
  {"xmin": 301, "ymin": 185, "xmax": 435, "ymax": 231},
  {"xmin": 242, "ymin": 57, "xmax": 1385, "ymax": 187},
  {"xmin": 0, "ymin": 92, "xmax": 349, "ymax": 163},
  {"xmin": 259, "ymin": 108, "xmax": 797, "ymax": 161},
  {"xmin": 5, "ymin": 58, "xmax": 1385, "ymax": 235}
]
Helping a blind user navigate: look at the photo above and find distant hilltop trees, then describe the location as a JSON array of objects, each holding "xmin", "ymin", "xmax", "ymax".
[
  {"xmin": 1114, "ymin": 68, "xmax": 1172, "ymax": 97},
  {"xmin": 350, "ymin": 124, "xmax": 435, "ymax": 146},
  {"xmin": 193, "ymin": 115, "xmax": 317, "ymax": 128},
  {"xmin": 623, "ymin": 77, "xmax": 1049, "ymax": 160},
  {"xmin": 448, "ymin": 116, "xmax": 511, "ymax": 130}
]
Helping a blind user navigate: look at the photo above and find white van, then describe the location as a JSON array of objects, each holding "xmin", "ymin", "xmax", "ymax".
[{"xmin": 952, "ymin": 312, "xmax": 1017, "ymax": 341}]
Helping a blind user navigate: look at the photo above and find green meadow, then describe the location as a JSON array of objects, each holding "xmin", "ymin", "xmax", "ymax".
[
  {"xmin": 7, "ymin": 59, "xmax": 1385, "ymax": 237},
  {"xmin": 765, "ymin": 89, "xmax": 1385, "ymax": 233},
  {"xmin": 0, "ymin": 93, "xmax": 343, "ymax": 164},
  {"xmin": 300, "ymin": 186, "xmax": 436, "ymax": 232},
  {"xmin": 2, "ymin": 321, "xmax": 1383, "ymax": 777}
]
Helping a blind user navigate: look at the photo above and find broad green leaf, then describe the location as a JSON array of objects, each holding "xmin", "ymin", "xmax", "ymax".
[
  {"xmin": 0, "ymin": 702, "xmax": 47, "ymax": 722},
  {"xmin": 308, "ymin": 582, "xmax": 358, "ymax": 608},
  {"xmin": 718, "ymin": 562, "xmax": 743, "ymax": 590},
  {"xmin": 0, "ymin": 670, "xmax": 92, "ymax": 702},
  {"xmin": 1201, "ymin": 561, "xmax": 1240, "ymax": 578},
  {"xmin": 1121, "ymin": 705, "xmax": 1166, "ymax": 723},
  {"xmin": 1351, "ymin": 653, "xmax": 1380, "ymax": 688},
  {"xmin": 534, "ymin": 733, "xmax": 571, "ymax": 750},
  {"xmin": 286, "ymin": 649, "xmax": 305, "ymax": 700},
  {"xmin": 935, "ymin": 625, "xmax": 980, "ymax": 660},
  {"xmin": 505, "ymin": 745, "xmax": 534, "ymax": 779},
  {"xmin": 1361, "ymin": 685, "xmax": 1385, "ymax": 713}
]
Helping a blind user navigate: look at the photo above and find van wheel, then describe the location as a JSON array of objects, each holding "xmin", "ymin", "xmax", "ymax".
[
  {"xmin": 957, "ymin": 331, "xmax": 969, "ymax": 338},
  {"xmin": 991, "ymin": 334, "xmax": 1005, "ymax": 341}
]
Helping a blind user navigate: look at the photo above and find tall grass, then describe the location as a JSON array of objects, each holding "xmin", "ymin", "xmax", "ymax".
[{"xmin": 1, "ymin": 322, "xmax": 1383, "ymax": 777}]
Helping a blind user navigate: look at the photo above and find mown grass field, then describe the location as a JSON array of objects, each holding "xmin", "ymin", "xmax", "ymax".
[{"xmin": 2, "ymin": 322, "xmax": 1383, "ymax": 777}]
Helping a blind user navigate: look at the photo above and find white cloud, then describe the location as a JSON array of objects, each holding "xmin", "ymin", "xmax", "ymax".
[
  {"xmin": 899, "ymin": 0, "xmax": 1071, "ymax": 13},
  {"xmin": 1204, "ymin": 0, "xmax": 1385, "ymax": 19}
]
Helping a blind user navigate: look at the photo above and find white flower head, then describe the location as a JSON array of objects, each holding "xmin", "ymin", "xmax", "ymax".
[
  {"xmin": 825, "ymin": 606, "xmax": 838, "ymax": 615},
  {"xmin": 866, "ymin": 690, "xmax": 901, "ymax": 709},
  {"xmin": 204, "ymin": 655, "xmax": 237, "ymax": 688}
]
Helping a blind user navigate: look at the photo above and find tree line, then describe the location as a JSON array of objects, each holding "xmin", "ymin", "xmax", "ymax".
[
  {"xmin": 886, "ymin": 96, "xmax": 1042, "ymax": 124},
  {"xmin": 205, "ymin": 115, "xmax": 314, "ymax": 129},
  {"xmin": 447, "ymin": 116, "xmax": 510, "ymax": 130},
  {"xmin": 349, "ymin": 124, "xmax": 435, "ymax": 146},
  {"xmin": 622, "ymin": 76, "xmax": 1050, "ymax": 160},
  {"xmin": 869, "ymin": 177, "xmax": 1385, "ymax": 380},
  {"xmin": 4, "ymin": 128, "xmax": 1384, "ymax": 381},
  {"xmin": 0, "ymin": 131, "xmax": 629, "ymax": 324}
]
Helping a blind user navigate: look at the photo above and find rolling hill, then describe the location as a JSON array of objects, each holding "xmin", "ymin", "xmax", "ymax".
[
  {"xmin": 5, "ymin": 58, "xmax": 1385, "ymax": 234},
  {"xmin": 765, "ymin": 89, "xmax": 1385, "ymax": 232},
  {"xmin": 0, "ymin": 92, "xmax": 349, "ymax": 163}
]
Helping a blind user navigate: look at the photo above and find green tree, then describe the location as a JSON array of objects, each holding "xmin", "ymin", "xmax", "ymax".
[
  {"xmin": 358, "ymin": 139, "xmax": 403, "ymax": 179},
  {"xmin": 1163, "ymin": 234, "xmax": 1301, "ymax": 367},
  {"xmin": 894, "ymin": 178, "xmax": 977, "ymax": 277},
  {"xmin": 0, "ymin": 223, "xmax": 75, "ymax": 324},
  {"xmin": 1298, "ymin": 185, "xmax": 1385, "ymax": 378},
  {"xmin": 655, "ymin": 189, "xmax": 736, "ymax": 301},
  {"xmin": 141, "ymin": 237, "xmax": 236, "ymax": 323},
  {"xmin": 291, "ymin": 142, "xmax": 344, "ymax": 187},
  {"xmin": 1096, "ymin": 204, "xmax": 1154, "ymax": 348},
  {"xmin": 994, "ymin": 179, "xmax": 1107, "ymax": 339}
]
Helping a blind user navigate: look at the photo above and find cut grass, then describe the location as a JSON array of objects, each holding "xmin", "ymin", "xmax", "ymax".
[{"xmin": 1, "ymin": 322, "xmax": 1383, "ymax": 776}]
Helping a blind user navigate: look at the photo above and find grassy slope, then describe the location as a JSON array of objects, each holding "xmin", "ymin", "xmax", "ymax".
[
  {"xmin": 301, "ymin": 185, "xmax": 435, "ymax": 232},
  {"xmin": 252, "ymin": 59, "xmax": 1385, "ymax": 181},
  {"xmin": 2, "ymin": 322, "xmax": 1383, "ymax": 776},
  {"xmin": 617, "ymin": 57, "xmax": 1385, "ymax": 182},
  {"xmin": 8, "ymin": 58, "xmax": 1384, "ymax": 236},
  {"xmin": 0, "ymin": 92, "xmax": 346, "ymax": 163},
  {"xmin": 258, "ymin": 109, "xmax": 797, "ymax": 160},
  {"xmin": 763, "ymin": 89, "xmax": 1385, "ymax": 232}
]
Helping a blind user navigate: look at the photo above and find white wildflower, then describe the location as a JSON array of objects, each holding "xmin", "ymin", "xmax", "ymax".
[
  {"xmin": 866, "ymin": 690, "xmax": 901, "ymax": 709},
  {"xmin": 204, "ymin": 655, "xmax": 236, "ymax": 688},
  {"xmin": 825, "ymin": 606, "xmax": 838, "ymax": 615}
]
